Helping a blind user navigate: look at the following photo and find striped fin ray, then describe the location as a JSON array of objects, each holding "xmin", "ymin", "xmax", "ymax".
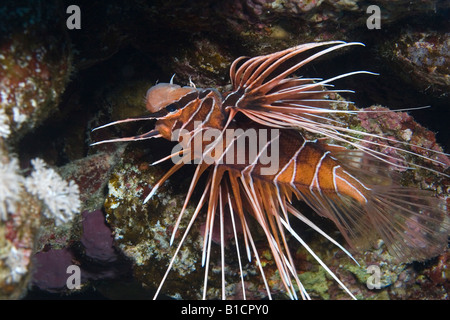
[
  {"xmin": 225, "ymin": 41, "xmax": 449, "ymax": 177},
  {"xmin": 236, "ymin": 172, "xmax": 358, "ymax": 299},
  {"xmin": 90, "ymin": 128, "xmax": 161, "ymax": 146},
  {"xmin": 290, "ymin": 149, "xmax": 450, "ymax": 263},
  {"xmin": 238, "ymin": 107, "xmax": 449, "ymax": 177},
  {"xmin": 151, "ymin": 159, "xmax": 360, "ymax": 299}
]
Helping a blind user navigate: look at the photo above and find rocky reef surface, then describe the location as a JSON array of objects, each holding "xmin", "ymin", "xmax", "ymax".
[{"xmin": 0, "ymin": 0, "xmax": 448, "ymax": 300}]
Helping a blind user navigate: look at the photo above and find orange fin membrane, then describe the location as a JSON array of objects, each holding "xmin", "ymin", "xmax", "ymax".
[{"xmin": 297, "ymin": 150, "xmax": 449, "ymax": 263}]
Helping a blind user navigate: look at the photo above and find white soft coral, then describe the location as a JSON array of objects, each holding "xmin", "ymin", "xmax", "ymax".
[
  {"xmin": 25, "ymin": 158, "xmax": 81, "ymax": 225},
  {"xmin": 0, "ymin": 109, "xmax": 11, "ymax": 139},
  {"xmin": 0, "ymin": 157, "xmax": 23, "ymax": 220}
]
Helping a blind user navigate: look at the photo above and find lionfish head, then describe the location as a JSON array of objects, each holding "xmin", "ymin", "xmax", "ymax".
[
  {"xmin": 145, "ymin": 83, "xmax": 197, "ymax": 117},
  {"xmin": 90, "ymin": 81, "xmax": 200, "ymax": 146}
]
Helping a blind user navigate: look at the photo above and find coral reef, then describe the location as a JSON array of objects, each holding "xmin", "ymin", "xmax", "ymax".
[
  {"xmin": 31, "ymin": 209, "xmax": 131, "ymax": 295},
  {"xmin": 357, "ymin": 105, "xmax": 450, "ymax": 175},
  {"xmin": 31, "ymin": 248, "xmax": 77, "ymax": 293},
  {"xmin": 388, "ymin": 29, "xmax": 450, "ymax": 96},
  {"xmin": 0, "ymin": 154, "xmax": 82, "ymax": 298},
  {"xmin": 0, "ymin": 154, "xmax": 41, "ymax": 299},
  {"xmin": 80, "ymin": 210, "xmax": 116, "ymax": 263},
  {"xmin": 0, "ymin": 1, "xmax": 72, "ymax": 141}
]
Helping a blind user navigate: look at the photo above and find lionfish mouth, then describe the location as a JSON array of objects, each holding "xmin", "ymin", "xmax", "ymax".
[{"xmin": 91, "ymin": 41, "xmax": 449, "ymax": 300}]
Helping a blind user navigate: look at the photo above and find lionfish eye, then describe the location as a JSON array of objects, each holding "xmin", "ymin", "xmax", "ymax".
[{"xmin": 165, "ymin": 103, "xmax": 178, "ymax": 113}]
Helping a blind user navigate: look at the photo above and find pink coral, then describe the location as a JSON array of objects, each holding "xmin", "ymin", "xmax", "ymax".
[{"xmin": 358, "ymin": 105, "xmax": 450, "ymax": 171}]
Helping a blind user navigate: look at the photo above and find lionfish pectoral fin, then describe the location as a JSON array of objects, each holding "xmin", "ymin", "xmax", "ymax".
[
  {"xmin": 300, "ymin": 150, "xmax": 449, "ymax": 263},
  {"xmin": 316, "ymin": 140, "xmax": 348, "ymax": 153},
  {"xmin": 143, "ymin": 155, "xmax": 192, "ymax": 204},
  {"xmin": 367, "ymin": 185, "xmax": 449, "ymax": 263}
]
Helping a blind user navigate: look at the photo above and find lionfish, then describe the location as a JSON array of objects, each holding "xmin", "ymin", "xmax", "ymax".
[{"xmin": 92, "ymin": 41, "xmax": 449, "ymax": 300}]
